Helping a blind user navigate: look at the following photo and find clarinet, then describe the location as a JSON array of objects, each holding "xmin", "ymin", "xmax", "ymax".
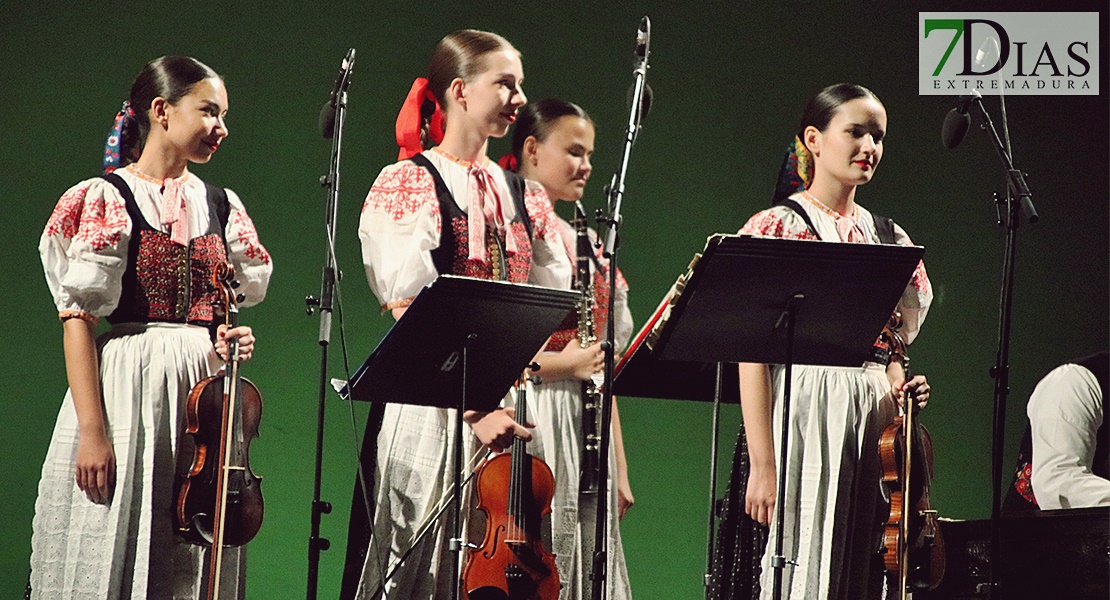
[{"xmin": 574, "ymin": 201, "xmax": 602, "ymax": 496}]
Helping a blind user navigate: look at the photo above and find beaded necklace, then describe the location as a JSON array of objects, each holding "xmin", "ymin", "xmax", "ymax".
[
  {"xmin": 125, "ymin": 163, "xmax": 190, "ymax": 186},
  {"xmin": 799, "ymin": 189, "xmax": 857, "ymax": 220},
  {"xmin": 431, "ymin": 146, "xmax": 490, "ymax": 169}
]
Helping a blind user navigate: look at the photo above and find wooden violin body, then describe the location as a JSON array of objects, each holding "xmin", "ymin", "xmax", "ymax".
[
  {"xmin": 879, "ymin": 412, "xmax": 944, "ymax": 591},
  {"xmin": 176, "ymin": 371, "xmax": 264, "ymax": 546},
  {"xmin": 878, "ymin": 314, "xmax": 944, "ymax": 597},
  {"xmin": 172, "ymin": 261, "xmax": 264, "ymax": 598},
  {"xmin": 463, "ymin": 379, "xmax": 559, "ymax": 600}
]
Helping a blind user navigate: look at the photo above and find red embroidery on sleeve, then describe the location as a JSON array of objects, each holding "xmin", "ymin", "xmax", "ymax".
[
  {"xmin": 232, "ymin": 211, "xmax": 271, "ymax": 265},
  {"xmin": 46, "ymin": 185, "xmax": 129, "ymax": 252},
  {"xmin": 523, "ymin": 186, "xmax": 556, "ymax": 238},
  {"xmin": 1013, "ymin": 458, "xmax": 1039, "ymax": 505},
  {"xmin": 588, "ymin": 237, "xmax": 629, "ymax": 290},
  {"xmin": 43, "ymin": 185, "xmax": 90, "ymax": 240},
  {"xmin": 911, "ymin": 260, "xmax": 930, "ymax": 292},
  {"xmin": 363, "ymin": 164, "xmax": 436, "ymax": 222},
  {"xmin": 739, "ymin": 209, "xmax": 820, "ymax": 241},
  {"xmin": 612, "ymin": 266, "xmax": 629, "ymax": 290},
  {"xmin": 78, "ymin": 195, "xmax": 128, "ymax": 251}
]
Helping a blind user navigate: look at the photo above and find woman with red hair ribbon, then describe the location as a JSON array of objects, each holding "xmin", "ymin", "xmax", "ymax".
[{"xmin": 342, "ymin": 30, "xmax": 567, "ymax": 600}]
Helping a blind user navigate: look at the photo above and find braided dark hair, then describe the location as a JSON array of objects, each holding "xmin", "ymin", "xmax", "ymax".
[{"xmin": 115, "ymin": 56, "xmax": 220, "ymax": 166}]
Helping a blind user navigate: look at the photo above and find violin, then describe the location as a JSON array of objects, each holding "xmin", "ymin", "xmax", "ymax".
[
  {"xmin": 174, "ymin": 262, "xmax": 264, "ymax": 599},
  {"xmin": 463, "ymin": 373, "xmax": 559, "ymax": 600},
  {"xmin": 878, "ymin": 313, "xmax": 944, "ymax": 597}
]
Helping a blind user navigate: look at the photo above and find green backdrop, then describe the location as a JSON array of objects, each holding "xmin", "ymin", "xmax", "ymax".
[{"xmin": 2, "ymin": 1, "xmax": 1106, "ymax": 598}]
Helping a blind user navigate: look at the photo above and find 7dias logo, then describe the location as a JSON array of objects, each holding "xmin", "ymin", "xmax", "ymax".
[{"xmin": 919, "ymin": 12, "xmax": 1099, "ymax": 95}]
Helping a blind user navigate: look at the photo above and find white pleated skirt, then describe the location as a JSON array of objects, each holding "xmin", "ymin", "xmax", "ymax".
[
  {"xmin": 356, "ymin": 403, "xmax": 478, "ymax": 600},
  {"xmin": 758, "ymin": 363, "xmax": 895, "ymax": 600},
  {"xmin": 528, "ymin": 378, "xmax": 632, "ymax": 600},
  {"xmin": 30, "ymin": 323, "xmax": 243, "ymax": 600}
]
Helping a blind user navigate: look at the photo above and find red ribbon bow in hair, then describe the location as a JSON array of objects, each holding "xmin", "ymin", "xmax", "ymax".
[
  {"xmin": 496, "ymin": 153, "xmax": 519, "ymax": 172},
  {"xmin": 396, "ymin": 78, "xmax": 445, "ymax": 160}
]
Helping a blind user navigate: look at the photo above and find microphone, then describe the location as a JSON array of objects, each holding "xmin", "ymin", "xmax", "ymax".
[
  {"xmin": 319, "ymin": 48, "xmax": 356, "ymax": 139},
  {"xmin": 627, "ymin": 16, "xmax": 652, "ymax": 129},
  {"xmin": 635, "ymin": 16, "xmax": 650, "ymax": 68},
  {"xmin": 941, "ymin": 89, "xmax": 980, "ymax": 149},
  {"xmin": 943, "ymin": 37, "xmax": 997, "ymax": 149},
  {"xmin": 941, "ymin": 35, "xmax": 1003, "ymax": 149}
]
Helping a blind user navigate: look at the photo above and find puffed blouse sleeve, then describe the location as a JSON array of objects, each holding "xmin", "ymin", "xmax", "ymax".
[
  {"xmin": 892, "ymin": 221, "xmax": 932, "ymax": 345},
  {"xmin": 738, "ymin": 205, "xmax": 820, "ymax": 240},
  {"xmin": 523, "ymin": 182, "xmax": 573, "ymax": 290},
  {"xmin": 39, "ymin": 178, "xmax": 131, "ymax": 321},
  {"xmin": 224, "ymin": 188, "xmax": 272, "ymax": 308},
  {"xmin": 358, "ymin": 161, "xmax": 441, "ymax": 312},
  {"xmin": 612, "ymin": 271, "xmax": 634, "ymax": 354}
]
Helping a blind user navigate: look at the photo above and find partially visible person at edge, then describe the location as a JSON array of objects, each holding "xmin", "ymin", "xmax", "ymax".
[
  {"xmin": 29, "ymin": 55, "xmax": 272, "ymax": 599},
  {"xmin": 1005, "ymin": 350, "xmax": 1110, "ymax": 513},
  {"xmin": 737, "ymin": 83, "xmax": 933, "ymax": 600},
  {"xmin": 500, "ymin": 98, "xmax": 635, "ymax": 599},
  {"xmin": 344, "ymin": 29, "xmax": 569, "ymax": 600}
]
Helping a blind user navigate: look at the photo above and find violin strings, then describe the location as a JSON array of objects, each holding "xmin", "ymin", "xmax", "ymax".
[{"xmin": 509, "ymin": 380, "xmax": 529, "ymax": 542}]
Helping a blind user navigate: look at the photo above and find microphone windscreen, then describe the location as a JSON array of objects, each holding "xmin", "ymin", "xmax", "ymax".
[
  {"xmin": 941, "ymin": 109, "xmax": 970, "ymax": 149},
  {"xmin": 319, "ymin": 101, "xmax": 336, "ymax": 139}
]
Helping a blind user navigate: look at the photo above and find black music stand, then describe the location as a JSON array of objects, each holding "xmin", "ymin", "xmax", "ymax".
[
  {"xmin": 618, "ymin": 234, "xmax": 924, "ymax": 600},
  {"xmin": 339, "ymin": 275, "xmax": 579, "ymax": 600}
]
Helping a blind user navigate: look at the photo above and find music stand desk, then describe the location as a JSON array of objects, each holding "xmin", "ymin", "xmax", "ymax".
[{"xmin": 340, "ymin": 275, "xmax": 579, "ymax": 411}]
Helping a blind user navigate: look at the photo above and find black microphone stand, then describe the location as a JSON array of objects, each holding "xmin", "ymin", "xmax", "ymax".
[
  {"xmin": 305, "ymin": 48, "xmax": 355, "ymax": 600},
  {"xmin": 591, "ymin": 16, "xmax": 650, "ymax": 600},
  {"xmin": 960, "ymin": 92, "xmax": 1038, "ymax": 600}
]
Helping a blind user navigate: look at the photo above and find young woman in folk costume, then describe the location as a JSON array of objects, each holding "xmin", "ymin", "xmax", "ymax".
[
  {"xmin": 737, "ymin": 83, "xmax": 932, "ymax": 600},
  {"xmin": 30, "ymin": 56, "xmax": 272, "ymax": 599},
  {"xmin": 497, "ymin": 98, "xmax": 635, "ymax": 599},
  {"xmin": 346, "ymin": 30, "xmax": 569, "ymax": 600}
]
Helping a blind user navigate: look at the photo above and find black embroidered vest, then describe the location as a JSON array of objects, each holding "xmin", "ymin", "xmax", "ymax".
[
  {"xmin": 101, "ymin": 173, "xmax": 230, "ymax": 326},
  {"xmin": 409, "ymin": 153, "xmax": 533, "ymax": 283}
]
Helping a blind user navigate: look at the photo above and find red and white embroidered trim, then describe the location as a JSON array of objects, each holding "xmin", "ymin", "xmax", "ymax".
[
  {"xmin": 232, "ymin": 211, "xmax": 271, "ymax": 265},
  {"xmin": 381, "ymin": 297, "xmax": 415, "ymax": 314},
  {"xmin": 363, "ymin": 164, "xmax": 438, "ymax": 223},
  {"xmin": 58, "ymin": 309, "xmax": 99, "ymax": 326}
]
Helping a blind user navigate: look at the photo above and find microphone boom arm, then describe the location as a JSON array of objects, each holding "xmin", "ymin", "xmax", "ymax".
[
  {"xmin": 602, "ymin": 18, "xmax": 649, "ymax": 256},
  {"xmin": 965, "ymin": 93, "xmax": 1037, "ymax": 223},
  {"xmin": 591, "ymin": 17, "xmax": 650, "ymax": 600}
]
